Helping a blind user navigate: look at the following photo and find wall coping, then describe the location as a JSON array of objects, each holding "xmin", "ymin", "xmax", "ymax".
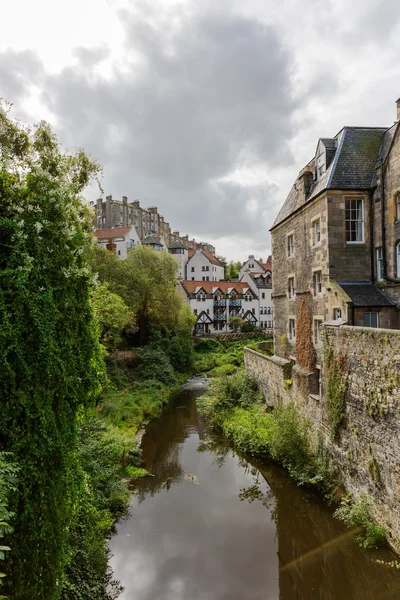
[
  {"xmin": 323, "ymin": 324, "xmax": 400, "ymax": 338},
  {"xmin": 244, "ymin": 347, "xmax": 291, "ymax": 368}
]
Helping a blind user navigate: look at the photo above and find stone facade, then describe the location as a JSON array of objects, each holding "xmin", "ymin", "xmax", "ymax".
[
  {"xmin": 92, "ymin": 195, "xmax": 215, "ymax": 252},
  {"xmin": 245, "ymin": 324, "xmax": 400, "ymax": 551}
]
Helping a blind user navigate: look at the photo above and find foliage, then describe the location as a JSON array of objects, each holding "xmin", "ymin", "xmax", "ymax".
[
  {"xmin": 136, "ymin": 348, "xmax": 177, "ymax": 385},
  {"xmin": 0, "ymin": 102, "xmax": 104, "ymax": 599},
  {"xmin": 167, "ymin": 335, "xmax": 194, "ymax": 373},
  {"xmin": 334, "ymin": 494, "xmax": 386, "ymax": 549},
  {"xmin": 225, "ymin": 260, "xmax": 242, "ymax": 280},
  {"xmin": 92, "ymin": 283, "xmax": 133, "ymax": 352},
  {"xmin": 61, "ymin": 415, "xmax": 136, "ymax": 599},
  {"xmin": 194, "ymin": 338, "xmax": 225, "ymax": 354},
  {"xmin": 208, "ymin": 363, "xmax": 237, "ymax": 377},
  {"xmin": 87, "ymin": 245, "xmax": 182, "ymax": 344},
  {"xmin": 199, "ymin": 376, "xmax": 332, "ymax": 493},
  {"xmin": 241, "ymin": 321, "xmax": 256, "ymax": 333},
  {"xmin": 325, "ymin": 347, "xmax": 348, "ymax": 438},
  {"xmin": 295, "ymin": 295, "xmax": 316, "ymax": 372},
  {"xmin": 228, "ymin": 316, "xmax": 244, "ymax": 332},
  {"xmin": 0, "ymin": 453, "xmax": 18, "ymax": 595}
]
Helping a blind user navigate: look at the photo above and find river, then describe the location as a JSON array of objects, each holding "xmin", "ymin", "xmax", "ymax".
[{"xmin": 109, "ymin": 378, "xmax": 400, "ymax": 599}]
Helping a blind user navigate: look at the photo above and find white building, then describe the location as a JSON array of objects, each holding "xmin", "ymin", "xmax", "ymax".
[
  {"xmin": 186, "ymin": 249, "xmax": 224, "ymax": 281},
  {"xmin": 239, "ymin": 254, "xmax": 272, "ymax": 278},
  {"xmin": 180, "ymin": 280, "xmax": 268, "ymax": 335},
  {"xmin": 95, "ymin": 225, "xmax": 141, "ymax": 258},
  {"xmin": 239, "ymin": 271, "xmax": 273, "ymax": 330},
  {"xmin": 168, "ymin": 242, "xmax": 189, "ymax": 280}
]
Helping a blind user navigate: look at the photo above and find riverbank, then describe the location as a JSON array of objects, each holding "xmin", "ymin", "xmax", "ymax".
[{"xmin": 198, "ymin": 369, "xmax": 388, "ymax": 552}]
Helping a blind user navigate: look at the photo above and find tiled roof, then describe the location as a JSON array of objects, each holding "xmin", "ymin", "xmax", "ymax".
[
  {"xmin": 338, "ymin": 282, "xmax": 395, "ymax": 307},
  {"xmin": 95, "ymin": 227, "xmax": 130, "ymax": 239},
  {"xmin": 180, "ymin": 280, "xmax": 253, "ymax": 295},
  {"xmin": 272, "ymin": 126, "xmax": 389, "ymax": 229}
]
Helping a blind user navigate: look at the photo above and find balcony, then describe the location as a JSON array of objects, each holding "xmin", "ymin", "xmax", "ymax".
[
  {"xmin": 213, "ymin": 313, "xmax": 227, "ymax": 321},
  {"xmin": 214, "ymin": 299, "xmax": 226, "ymax": 307},
  {"xmin": 229, "ymin": 299, "xmax": 241, "ymax": 306}
]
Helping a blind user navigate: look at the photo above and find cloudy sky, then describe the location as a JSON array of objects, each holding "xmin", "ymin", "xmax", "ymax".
[{"xmin": 2, "ymin": 0, "xmax": 400, "ymax": 261}]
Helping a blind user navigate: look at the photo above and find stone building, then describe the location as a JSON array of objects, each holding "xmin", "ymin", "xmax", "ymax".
[
  {"xmin": 271, "ymin": 103, "xmax": 400, "ymax": 371},
  {"xmin": 92, "ymin": 195, "xmax": 215, "ymax": 252}
]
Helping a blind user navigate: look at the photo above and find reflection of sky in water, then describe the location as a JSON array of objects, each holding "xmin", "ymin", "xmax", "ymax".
[
  {"xmin": 110, "ymin": 387, "xmax": 400, "ymax": 600},
  {"xmin": 110, "ymin": 431, "xmax": 279, "ymax": 600}
]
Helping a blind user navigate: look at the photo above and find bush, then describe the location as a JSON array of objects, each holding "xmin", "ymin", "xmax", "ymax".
[
  {"xmin": 136, "ymin": 348, "xmax": 176, "ymax": 385},
  {"xmin": 334, "ymin": 494, "xmax": 386, "ymax": 549},
  {"xmin": 194, "ymin": 338, "xmax": 225, "ymax": 354},
  {"xmin": 209, "ymin": 363, "xmax": 237, "ymax": 377},
  {"xmin": 241, "ymin": 322, "xmax": 256, "ymax": 333},
  {"xmin": 167, "ymin": 335, "xmax": 194, "ymax": 373}
]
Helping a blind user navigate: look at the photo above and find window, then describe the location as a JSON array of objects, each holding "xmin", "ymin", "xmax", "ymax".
[
  {"xmin": 193, "ymin": 309, "xmax": 197, "ymax": 315},
  {"xmin": 252, "ymin": 308, "xmax": 255, "ymax": 314},
  {"xmin": 345, "ymin": 198, "xmax": 364, "ymax": 242},
  {"xmin": 262, "ymin": 292, "xmax": 265, "ymax": 299},
  {"xmin": 289, "ymin": 319, "xmax": 296, "ymax": 340},
  {"xmin": 363, "ymin": 312, "xmax": 379, "ymax": 328},
  {"xmin": 396, "ymin": 194, "xmax": 400, "ymax": 221},
  {"xmin": 192, "ymin": 277, "xmax": 195, "ymax": 281},
  {"xmin": 202, "ymin": 266, "xmax": 205, "ymax": 271},
  {"xmin": 287, "ymin": 234, "xmax": 294, "ymax": 257},
  {"xmin": 191, "ymin": 267, "xmax": 194, "ymax": 272},
  {"xmin": 396, "ymin": 242, "xmax": 400, "ymax": 278},
  {"xmin": 206, "ymin": 309, "xmax": 209, "ymax": 314},
  {"xmin": 376, "ymin": 248, "xmax": 384, "ymax": 282},
  {"xmin": 206, "ymin": 266, "xmax": 209, "ymax": 271},
  {"xmin": 202, "ymin": 277, "xmax": 205, "ymax": 281},
  {"xmin": 313, "ymin": 271, "xmax": 322, "ymax": 295},
  {"xmin": 313, "ymin": 219, "xmax": 321, "ymax": 246},
  {"xmin": 117, "ymin": 250, "xmax": 121, "ymax": 256},
  {"xmin": 288, "ymin": 277, "xmax": 295, "ymax": 299},
  {"xmin": 314, "ymin": 320, "xmax": 323, "ymax": 344},
  {"xmin": 333, "ymin": 308, "xmax": 342, "ymax": 320},
  {"xmin": 206, "ymin": 276, "xmax": 209, "ymax": 281}
]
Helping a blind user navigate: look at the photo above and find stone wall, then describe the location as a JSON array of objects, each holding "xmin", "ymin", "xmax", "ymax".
[{"xmin": 245, "ymin": 325, "xmax": 400, "ymax": 551}]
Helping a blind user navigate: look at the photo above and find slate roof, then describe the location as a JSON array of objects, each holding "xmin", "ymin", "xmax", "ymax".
[
  {"xmin": 180, "ymin": 280, "xmax": 253, "ymax": 295},
  {"xmin": 338, "ymin": 282, "xmax": 395, "ymax": 307},
  {"xmin": 272, "ymin": 126, "xmax": 389, "ymax": 229},
  {"xmin": 168, "ymin": 241, "xmax": 187, "ymax": 249},
  {"xmin": 142, "ymin": 234, "xmax": 164, "ymax": 246}
]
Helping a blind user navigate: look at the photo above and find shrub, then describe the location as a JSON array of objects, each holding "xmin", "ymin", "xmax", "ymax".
[
  {"xmin": 136, "ymin": 348, "xmax": 176, "ymax": 385},
  {"xmin": 167, "ymin": 335, "xmax": 194, "ymax": 373},
  {"xmin": 209, "ymin": 363, "xmax": 237, "ymax": 377},
  {"xmin": 334, "ymin": 494, "xmax": 386, "ymax": 549},
  {"xmin": 194, "ymin": 338, "xmax": 225, "ymax": 354}
]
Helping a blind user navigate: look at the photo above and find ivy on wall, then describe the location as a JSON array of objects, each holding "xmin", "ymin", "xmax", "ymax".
[
  {"xmin": 295, "ymin": 294, "xmax": 316, "ymax": 373},
  {"xmin": 324, "ymin": 345, "xmax": 348, "ymax": 439}
]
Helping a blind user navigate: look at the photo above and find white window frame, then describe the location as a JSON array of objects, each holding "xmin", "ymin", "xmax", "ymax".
[
  {"xmin": 396, "ymin": 242, "xmax": 400, "ymax": 278},
  {"xmin": 333, "ymin": 307, "xmax": 342, "ymax": 320},
  {"xmin": 313, "ymin": 219, "xmax": 321, "ymax": 246},
  {"xmin": 314, "ymin": 319, "xmax": 323, "ymax": 344},
  {"xmin": 288, "ymin": 277, "xmax": 295, "ymax": 299},
  {"xmin": 345, "ymin": 198, "xmax": 364, "ymax": 243},
  {"xmin": 376, "ymin": 247, "xmax": 384, "ymax": 282},
  {"xmin": 313, "ymin": 270, "xmax": 322, "ymax": 296},
  {"xmin": 363, "ymin": 312, "xmax": 379, "ymax": 328},
  {"xmin": 287, "ymin": 233, "xmax": 294, "ymax": 257},
  {"xmin": 289, "ymin": 318, "xmax": 296, "ymax": 341}
]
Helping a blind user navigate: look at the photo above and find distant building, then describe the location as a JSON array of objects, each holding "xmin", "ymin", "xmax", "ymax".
[
  {"xmin": 239, "ymin": 255, "xmax": 272, "ymax": 279},
  {"xmin": 141, "ymin": 234, "xmax": 167, "ymax": 251},
  {"xmin": 186, "ymin": 249, "xmax": 225, "ymax": 282},
  {"xmin": 180, "ymin": 280, "xmax": 261, "ymax": 334},
  {"xmin": 94, "ymin": 225, "xmax": 141, "ymax": 259},
  {"xmin": 168, "ymin": 241, "xmax": 189, "ymax": 279}
]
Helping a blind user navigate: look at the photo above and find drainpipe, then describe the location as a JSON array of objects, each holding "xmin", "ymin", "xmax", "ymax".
[
  {"xmin": 369, "ymin": 188, "xmax": 375, "ymax": 283},
  {"xmin": 381, "ymin": 161, "xmax": 398, "ymax": 284}
]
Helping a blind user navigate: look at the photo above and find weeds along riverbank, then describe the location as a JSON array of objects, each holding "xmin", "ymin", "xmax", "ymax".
[{"xmin": 196, "ymin": 339, "xmax": 387, "ymax": 552}]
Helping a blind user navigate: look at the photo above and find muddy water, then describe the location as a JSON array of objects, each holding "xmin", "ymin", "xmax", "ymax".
[{"xmin": 110, "ymin": 379, "xmax": 400, "ymax": 600}]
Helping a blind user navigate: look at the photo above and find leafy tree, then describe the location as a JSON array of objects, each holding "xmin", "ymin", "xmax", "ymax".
[
  {"xmin": 226, "ymin": 260, "xmax": 242, "ymax": 279},
  {"xmin": 228, "ymin": 316, "xmax": 244, "ymax": 332},
  {"xmin": 88, "ymin": 245, "xmax": 182, "ymax": 344},
  {"xmin": 217, "ymin": 255, "xmax": 228, "ymax": 278},
  {"xmin": 0, "ymin": 103, "xmax": 103, "ymax": 599},
  {"xmin": 241, "ymin": 321, "xmax": 256, "ymax": 333},
  {"xmin": 92, "ymin": 282, "xmax": 134, "ymax": 352},
  {"xmin": 0, "ymin": 453, "xmax": 18, "ymax": 598}
]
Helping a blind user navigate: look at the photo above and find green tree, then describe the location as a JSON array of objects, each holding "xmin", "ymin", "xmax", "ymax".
[
  {"xmin": 92, "ymin": 282, "xmax": 134, "ymax": 352},
  {"xmin": 89, "ymin": 245, "xmax": 182, "ymax": 344},
  {"xmin": 0, "ymin": 103, "xmax": 103, "ymax": 599},
  {"xmin": 228, "ymin": 316, "xmax": 244, "ymax": 332}
]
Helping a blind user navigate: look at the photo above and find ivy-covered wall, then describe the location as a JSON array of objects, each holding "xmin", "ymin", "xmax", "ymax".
[{"xmin": 245, "ymin": 324, "xmax": 400, "ymax": 551}]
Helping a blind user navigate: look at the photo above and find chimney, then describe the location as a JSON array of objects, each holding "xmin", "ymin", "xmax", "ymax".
[
  {"xmin": 122, "ymin": 196, "xmax": 128, "ymax": 204},
  {"xmin": 397, "ymin": 98, "xmax": 400, "ymax": 121}
]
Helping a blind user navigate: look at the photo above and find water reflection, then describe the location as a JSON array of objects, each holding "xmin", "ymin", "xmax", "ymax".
[{"xmin": 110, "ymin": 383, "xmax": 400, "ymax": 600}]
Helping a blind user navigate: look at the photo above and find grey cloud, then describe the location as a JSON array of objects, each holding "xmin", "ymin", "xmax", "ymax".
[
  {"xmin": 0, "ymin": 49, "xmax": 44, "ymax": 102},
  {"xmin": 36, "ymin": 3, "xmax": 297, "ymax": 246}
]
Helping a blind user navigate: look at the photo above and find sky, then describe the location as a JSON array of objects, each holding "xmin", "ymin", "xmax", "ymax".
[{"xmin": 2, "ymin": 0, "xmax": 400, "ymax": 261}]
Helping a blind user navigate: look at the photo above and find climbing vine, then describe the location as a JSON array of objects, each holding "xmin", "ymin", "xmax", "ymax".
[
  {"xmin": 295, "ymin": 294, "xmax": 316, "ymax": 372},
  {"xmin": 0, "ymin": 102, "xmax": 104, "ymax": 599}
]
